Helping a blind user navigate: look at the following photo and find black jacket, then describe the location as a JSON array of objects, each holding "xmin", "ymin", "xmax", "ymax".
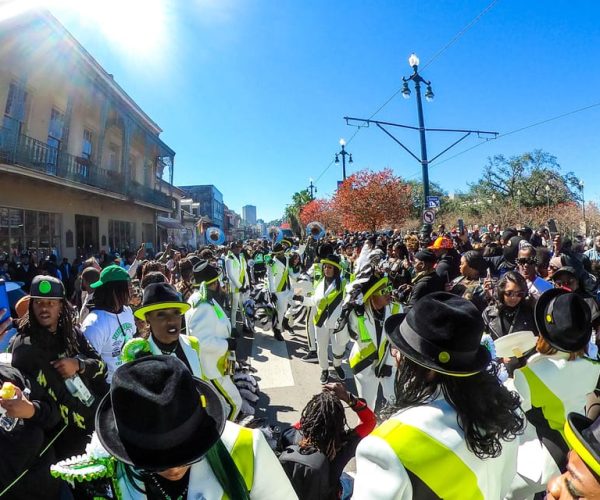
[
  {"xmin": 11, "ymin": 328, "xmax": 108, "ymax": 437},
  {"xmin": 435, "ymin": 250, "xmax": 461, "ymax": 283},
  {"xmin": 482, "ymin": 302, "xmax": 537, "ymax": 340},
  {"xmin": 0, "ymin": 363, "xmax": 61, "ymax": 499},
  {"xmin": 406, "ymin": 271, "xmax": 445, "ymax": 310}
]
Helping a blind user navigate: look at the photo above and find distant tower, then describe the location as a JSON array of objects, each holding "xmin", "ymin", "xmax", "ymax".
[{"xmin": 242, "ymin": 205, "xmax": 257, "ymax": 225}]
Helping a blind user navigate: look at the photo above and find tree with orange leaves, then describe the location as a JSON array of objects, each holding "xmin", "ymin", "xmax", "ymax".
[{"xmin": 332, "ymin": 168, "xmax": 412, "ymax": 231}]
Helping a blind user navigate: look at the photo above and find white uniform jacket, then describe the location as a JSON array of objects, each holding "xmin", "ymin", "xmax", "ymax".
[
  {"xmin": 299, "ymin": 277, "xmax": 346, "ymax": 329},
  {"xmin": 186, "ymin": 291, "xmax": 231, "ymax": 380},
  {"xmin": 508, "ymin": 352, "xmax": 600, "ymax": 484},
  {"xmin": 225, "ymin": 252, "xmax": 248, "ymax": 292},
  {"xmin": 347, "ymin": 303, "xmax": 400, "ymax": 375},
  {"xmin": 353, "ymin": 396, "xmax": 518, "ymax": 500},
  {"xmin": 266, "ymin": 256, "xmax": 291, "ymax": 297},
  {"xmin": 147, "ymin": 334, "xmax": 204, "ymax": 379},
  {"xmin": 114, "ymin": 421, "xmax": 298, "ymax": 500}
]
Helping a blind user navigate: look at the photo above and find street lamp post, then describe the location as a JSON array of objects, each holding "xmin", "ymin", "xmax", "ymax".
[
  {"xmin": 335, "ymin": 138, "xmax": 353, "ymax": 181},
  {"xmin": 545, "ymin": 184, "xmax": 550, "ymax": 219},
  {"xmin": 402, "ymin": 53, "xmax": 435, "ymax": 204},
  {"xmin": 308, "ymin": 178, "xmax": 317, "ymax": 200},
  {"xmin": 580, "ymin": 181, "xmax": 586, "ymax": 223},
  {"xmin": 517, "ymin": 189, "xmax": 522, "ymax": 221}
]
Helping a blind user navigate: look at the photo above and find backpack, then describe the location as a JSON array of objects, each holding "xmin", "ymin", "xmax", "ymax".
[{"xmin": 279, "ymin": 445, "xmax": 333, "ymax": 500}]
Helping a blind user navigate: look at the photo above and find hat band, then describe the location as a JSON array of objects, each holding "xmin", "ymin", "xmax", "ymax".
[
  {"xmin": 114, "ymin": 399, "xmax": 204, "ymax": 451},
  {"xmin": 400, "ymin": 321, "xmax": 480, "ymax": 368}
]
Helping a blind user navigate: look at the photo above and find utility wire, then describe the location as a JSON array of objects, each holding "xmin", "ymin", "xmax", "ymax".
[
  {"xmin": 403, "ymin": 100, "xmax": 600, "ymax": 180},
  {"xmin": 312, "ymin": 0, "xmax": 501, "ymax": 185},
  {"xmin": 420, "ymin": 0, "xmax": 500, "ymax": 72}
]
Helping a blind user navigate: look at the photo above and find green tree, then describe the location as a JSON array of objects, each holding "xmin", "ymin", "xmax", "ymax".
[
  {"xmin": 468, "ymin": 150, "xmax": 582, "ymax": 208},
  {"xmin": 284, "ymin": 189, "xmax": 312, "ymax": 236}
]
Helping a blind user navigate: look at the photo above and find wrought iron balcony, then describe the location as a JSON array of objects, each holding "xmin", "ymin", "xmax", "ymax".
[{"xmin": 0, "ymin": 126, "xmax": 172, "ymax": 209}]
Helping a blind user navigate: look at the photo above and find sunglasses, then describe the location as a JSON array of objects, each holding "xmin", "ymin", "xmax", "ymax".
[
  {"xmin": 504, "ymin": 290, "xmax": 526, "ymax": 298},
  {"xmin": 516, "ymin": 258, "xmax": 537, "ymax": 266},
  {"xmin": 374, "ymin": 285, "xmax": 393, "ymax": 296}
]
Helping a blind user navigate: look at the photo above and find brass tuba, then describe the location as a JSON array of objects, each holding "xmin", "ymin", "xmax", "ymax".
[{"xmin": 306, "ymin": 221, "xmax": 325, "ymax": 240}]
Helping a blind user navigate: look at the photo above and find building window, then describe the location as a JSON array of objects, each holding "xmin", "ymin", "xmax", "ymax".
[
  {"xmin": 82, "ymin": 129, "xmax": 93, "ymax": 159},
  {"xmin": 108, "ymin": 219, "xmax": 136, "ymax": 253},
  {"xmin": 0, "ymin": 206, "xmax": 61, "ymax": 260},
  {"xmin": 108, "ymin": 144, "xmax": 119, "ymax": 171}
]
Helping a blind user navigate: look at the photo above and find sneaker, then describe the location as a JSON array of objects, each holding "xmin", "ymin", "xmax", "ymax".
[
  {"xmin": 301, "ymin": 350, "xmax": 318, "ymax": 362},
  {"xmin": 333, "ymin": 366, "xmax": 346, "ymax": 381},
  {"xmin": 320, "ymin": 370, "xmax": 329, "ymax": 384}
]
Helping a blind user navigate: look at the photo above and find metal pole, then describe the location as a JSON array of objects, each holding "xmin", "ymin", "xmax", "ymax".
[
  {"xmin": 341, "ymin": 145, "xmax": 347, "ymax": 181},
  {"xmin": 413, "ymin": 77, "xmax": 430, "ymax": 207}
]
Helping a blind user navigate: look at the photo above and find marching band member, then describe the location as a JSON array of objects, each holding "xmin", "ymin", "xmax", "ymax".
[
  {"xmin": 266, "ymin": 243, "xmax": 292, "ymax": 341},
  {"xmin": 186, "ymin": 261, "xmax": 242, "ymax": 420},
  {"xmin": 293, "ymin": 254, "xmax": 349, "ymax": 384},
  {"xmin": 506, "ymin": 289, "xmax": 600, "ymax": 499},
  {"xmin": 353, "ymin": 293, "xmax": 524, "ymax": 499},
  {"xmin": 225, "ymin": 241, "xmax": 249, "ymax": 335}
]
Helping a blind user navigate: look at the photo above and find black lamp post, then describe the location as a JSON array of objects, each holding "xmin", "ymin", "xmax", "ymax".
[
  {"xmin": 402, "ymin": 53, "xmax": 435, "ymax": 202},
  {"xmin": 335, "ymin": 138, "xmax": 353, "ymax": 181},
  {"xmin": 308, "ymin": 178, "xmax": 317, "ymax": 200},
  {"xmin": 580, "ymin": 181, "xmax": 586, "ymax": 232}
]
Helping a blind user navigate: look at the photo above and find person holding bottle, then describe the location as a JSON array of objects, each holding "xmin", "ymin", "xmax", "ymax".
[
  {"xmin": 0, "ymin": 359, "xmax": 62, "ymax": 499},
  {"xmin": 10, "ymin": 275, "xmax": 108, "ymax": 460}
]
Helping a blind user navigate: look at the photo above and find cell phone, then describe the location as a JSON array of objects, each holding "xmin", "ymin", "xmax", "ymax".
[
  {"xmin": 457, "ymin": 219, "xmax": 465, "ymax": 235},
  {"xmin": 547, "ymin": 218, "xmax": 558, "ymax": 237},
  {"xmin": 0, "ymin": 280, "xmax": 10, "ymax": 323}
]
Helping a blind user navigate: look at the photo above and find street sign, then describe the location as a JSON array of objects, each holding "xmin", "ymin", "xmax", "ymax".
[
  {"xmin": 427, "ymin": 196, "xmax": 440, "ymax": 209},
  {"xmin": 422, "ymin": 209, "xmax": 436, "ymax": 224}
]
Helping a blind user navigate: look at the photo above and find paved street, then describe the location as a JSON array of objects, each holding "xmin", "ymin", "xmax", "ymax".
[{"xmin": 237, "ymin": 320, "xmax": 359, "ymax": 429}]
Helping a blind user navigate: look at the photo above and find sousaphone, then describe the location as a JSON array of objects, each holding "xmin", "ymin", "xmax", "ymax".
[
  {"xmin": 306, "ymin": 221, "xmax": 325, "ymax": 240},
  {"xmin": 267, "ymin": 226, "xmax": 283, "ymax": 243},
  {"xmin": 205, "ymin": 226, "xmax": 225, "ymax": 246}
]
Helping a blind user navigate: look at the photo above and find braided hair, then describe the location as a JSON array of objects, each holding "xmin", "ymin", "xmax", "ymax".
[
  {"xmin": 299, "ymin": 391, "xmax": 348, "ymax": 460},
  {"xmin": 19, "ymin": 299, "xmax": 80, "ymax": 357}
]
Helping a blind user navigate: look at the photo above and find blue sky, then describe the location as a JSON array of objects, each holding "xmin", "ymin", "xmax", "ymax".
[{"xmin": 34, "ymin": 0, "xmax": 600, "ymax": 221}]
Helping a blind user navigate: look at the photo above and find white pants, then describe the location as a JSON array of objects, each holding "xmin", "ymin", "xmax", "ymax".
[
  {"xmin": 230, "ymin": 291, "xmax": 244, "ymax": 330},
  {"xmin": 305, "ymin": 308, "xmax": 316, "ymax": 352},
  {"xmin": 354, "ymin": 362, "xmax": 396, "ymax": 410},
  {"xmin": 273, "ymin": 291, "xmax": 291, "ymax": 330},
  {"xmin": 210, "ymin": 375, "xmax": 243, "ymax": 421},
  {"xmin": 315, "ymin": 325, "xmax": 349, "ymax": 371}
]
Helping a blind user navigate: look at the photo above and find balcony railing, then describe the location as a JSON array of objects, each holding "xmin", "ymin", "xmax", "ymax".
[{"xmin": 0, "ymin": 126, "xmax": 172, "ymax": 209}]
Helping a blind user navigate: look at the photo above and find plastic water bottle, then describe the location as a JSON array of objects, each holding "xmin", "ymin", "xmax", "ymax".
[
  {"xmin": 0, "ymin": 386, "xmax": 29, "ymax": 432},
  {"xmin": 65, "ymin": 374, "xmax": 95, "ymax": 407}
]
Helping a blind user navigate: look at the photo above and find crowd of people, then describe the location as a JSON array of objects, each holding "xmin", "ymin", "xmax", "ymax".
[{"xmin": 1, "ymin": 223, "xmax": 600, "ymax": 499}]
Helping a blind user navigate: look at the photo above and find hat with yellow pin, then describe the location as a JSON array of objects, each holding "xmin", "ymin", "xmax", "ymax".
[{"xmin": 534, "ymin": 288, "xmax": 592, "ymax": 353}]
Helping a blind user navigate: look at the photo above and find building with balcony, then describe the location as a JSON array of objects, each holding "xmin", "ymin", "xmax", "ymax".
[
  {"xmin": 242, "ymin": 204, "xmax": 257, "ymax": 226},
  {"xmin": 0, "ymin": 10, "xmax": 177, "ymax": 260},
  {"xmin": 178, "ymin": 185, "xmax": 224, "ymax": 229}
]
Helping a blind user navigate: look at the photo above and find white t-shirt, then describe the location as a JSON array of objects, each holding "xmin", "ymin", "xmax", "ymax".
[{"xmin": 81, "ymin": 307, "xmax": 136, "ymax": 383}]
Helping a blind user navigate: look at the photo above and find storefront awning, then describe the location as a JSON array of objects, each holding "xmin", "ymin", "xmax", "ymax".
[{"xmin": 157, "ymin": 216, "xmax": 185, "ymax": 230}]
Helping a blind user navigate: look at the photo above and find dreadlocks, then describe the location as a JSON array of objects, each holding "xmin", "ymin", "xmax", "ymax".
[
  {"xmin": 299, "ymin": 391, "xmax": 348, "ymax": 460},
  {"xmin": 19, "ymin": 299, "xmax": 80, "ymax": 357}
]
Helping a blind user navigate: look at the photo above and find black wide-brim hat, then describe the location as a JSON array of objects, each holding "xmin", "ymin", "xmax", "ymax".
[
  {"xmin": 192, "ymin": 260, "xmax": 221, "ymax": 286},
  {"xmin": 96, "ymin": 355, "xmax": 226, "ymax": 472},
  {"xmin": 134, "ymin": 282, "xmax": 191, "ymax": 320},
  {"xmin": 534, "ymin": 288, "xmax": 592, "ymax": 352},
  {"xmin": 564, "ymin": 412, "xmax": 600, "ymax": 477},
  {"xmin": 385, "ymin": 292, "xmax": 490, "ymax": 377}
]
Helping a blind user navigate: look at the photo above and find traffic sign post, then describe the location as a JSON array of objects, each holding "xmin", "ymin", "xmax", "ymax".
[
  {"xmin": 427, "ymin": 196, "xmax": 440, "ymax": 209},
  {"xmin": 422, "ymin": 209, "xmax": 436, "ymax": 224}
]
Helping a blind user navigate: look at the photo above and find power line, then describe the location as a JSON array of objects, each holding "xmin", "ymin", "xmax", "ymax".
[
  {"xmin": 420, "ymin": 0, "xmax": 500, "ymax": 72},
  {"xmin": 404, "ymin": 100, "xmax": 600, "ymax": 179},
  {"xmin": 312, "ymin": 0, "xmax": 500, "ymax": 185}
]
